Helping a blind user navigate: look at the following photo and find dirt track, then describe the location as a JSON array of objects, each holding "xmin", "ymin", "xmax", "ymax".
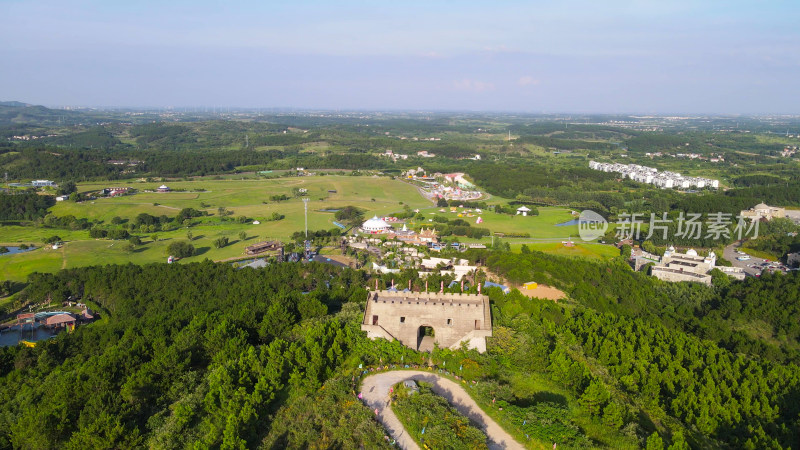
[{"xmin": 360, "ymin": 370, "xmax": 523, "ymax": 450}]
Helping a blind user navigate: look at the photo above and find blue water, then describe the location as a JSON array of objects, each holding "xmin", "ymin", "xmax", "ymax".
[
  {"xmin": 0, "ymin": 324, "xmax": 58, "ymax": 347},
  {"xmin": 0, "ymin": 246, "xmax": 37, "ymax": 256},
  {"xmin": 556, "ymin": 219, "xmax": 604, "ymax": 227}
]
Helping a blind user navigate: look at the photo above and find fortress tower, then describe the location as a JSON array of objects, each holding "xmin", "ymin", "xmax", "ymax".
[{"xmin": 361, "ymin": 290, "xmax": 492, "ymax": 353}]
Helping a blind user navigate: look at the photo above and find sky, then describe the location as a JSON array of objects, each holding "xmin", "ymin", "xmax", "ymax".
[{"xmin": 1, "ymin": 0, "xmax": 798, "ymax": 113}]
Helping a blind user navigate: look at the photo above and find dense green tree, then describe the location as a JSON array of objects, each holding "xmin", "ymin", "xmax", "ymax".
[
  {"xmin": 602, "ymin": 401, "xmax": 625, "ymax": 429},
  {"xmin": 646, "ymin": 432, "xmax": 664, "ymax": 450},
  {"xmin": 213, "ymin": 237, "xmax": 229, "ymax": 248},
  {"xmin": 167, "ymin": 240, "xmax": 195, "ymax": 257}
]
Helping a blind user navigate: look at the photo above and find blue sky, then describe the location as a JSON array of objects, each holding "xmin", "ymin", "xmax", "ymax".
[{"xmin": 1, "ymin": 0, "xmax": 798, "ymax": 113}]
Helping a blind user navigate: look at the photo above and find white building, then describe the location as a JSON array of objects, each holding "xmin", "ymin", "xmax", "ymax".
[
  {"xmin": 740, "ymin": 203, "xmax": 786, "ymax": 221},
  {"xmin": 589, "ymin": 161, "xmax": 718, "ymax": 190},
  {"xmin": 650, "ymin": 247, "xmax": 716, "ymax": 285},
  {"xmin": 361, "ymin": 216, "xmax": 392, "ymax": 234},
  {"xmin": 32, "ymin": 180, "xmax": 56, "ymax": 187}
]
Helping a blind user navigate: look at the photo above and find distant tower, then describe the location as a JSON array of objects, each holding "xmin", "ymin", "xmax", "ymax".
[{"xmin": 245, "ymin": 134, "xmax": 249, "ymax": 148}]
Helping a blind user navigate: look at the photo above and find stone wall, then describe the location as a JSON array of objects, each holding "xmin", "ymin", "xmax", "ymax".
[{"xmin": 361, "ymin": 290, "xmax": 492, "ymax": 353}]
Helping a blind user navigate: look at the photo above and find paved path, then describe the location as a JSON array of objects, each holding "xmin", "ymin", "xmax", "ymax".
[{"xmin": 360, "ymin": 370, "xmax": 524, "ymax": 450}]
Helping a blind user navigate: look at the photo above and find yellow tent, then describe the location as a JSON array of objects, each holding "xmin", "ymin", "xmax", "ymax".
[{"xmin": 523, "ymin": 281, "xmax": 538, "ymax": 290}]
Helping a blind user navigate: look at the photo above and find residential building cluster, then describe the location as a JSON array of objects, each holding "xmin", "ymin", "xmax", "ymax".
[
  {"xmin": 7, "ymin": 134, "xmax": 57, "ymax": 141},
  {"xmin": 589, "ymin": 161, "xmax": 720, "ymax": 189},
  {"xmin": 403, "ymin": 168, "xmax": 483, "ymax": 201}
]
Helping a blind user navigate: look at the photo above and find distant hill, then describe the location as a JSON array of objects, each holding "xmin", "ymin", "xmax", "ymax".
[
  {"xmin": 0, "ymin": 101, "xmax": 84, "ymax": 126},
  {"xmin": 0, "ymin": 101, "xmax": 31, "ymax": 107}
]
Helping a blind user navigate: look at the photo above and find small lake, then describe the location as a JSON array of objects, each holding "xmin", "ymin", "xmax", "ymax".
[
  {"xmin": 555, "ymin": 219, "xmax": 604, "ymax": 227},
  {"xmin": 0, "ymin": 324, "xmax": 58, "ymax": 347},
  {"xmin": 0, "ymin": 246, "xmax": 37, "ymax": 256}
]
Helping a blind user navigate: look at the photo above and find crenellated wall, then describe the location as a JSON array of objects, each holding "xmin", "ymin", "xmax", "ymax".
[{"xmin": 361, "ymin": 290, "xmax": 492, "ymax": 353}]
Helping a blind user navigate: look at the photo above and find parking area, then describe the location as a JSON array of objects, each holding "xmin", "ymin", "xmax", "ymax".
[{"xmin": 724, "ymin": 243, "xmax": 792, "ymax": 277}]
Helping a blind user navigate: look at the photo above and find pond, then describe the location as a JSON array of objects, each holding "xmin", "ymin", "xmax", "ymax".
[
  {"xmin": 0, "ymin": 324, "xmax": 59, "ymax": 347},
  {"xmin": 555, "ymin": 219, "xmax": 604, "ymax": 227},
  {"xmin": 0, "ymin": 246, "xmax": 37, "ymax": 256}
]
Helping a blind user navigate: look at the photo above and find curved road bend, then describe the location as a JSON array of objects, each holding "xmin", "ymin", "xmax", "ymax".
[{"xmin": 360, "ymin": 370, "xmax": 524, "ymax": 450}]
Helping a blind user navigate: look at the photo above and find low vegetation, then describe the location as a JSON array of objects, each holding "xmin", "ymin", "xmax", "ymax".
[{"xmin": 392, "ymin": 382, "xmax": 488, "ymax": 449}]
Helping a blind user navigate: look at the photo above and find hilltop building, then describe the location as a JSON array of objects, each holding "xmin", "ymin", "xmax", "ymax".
[
  {"xmin": 651, "ymin": 247, "xmax": 716, "ymax": 285},
  {"xmin": 361, "ymin": 289, "xmax": 492, "ymax": 352},
  {"xmin": 740, "ymin": 203, "xmax": 786, "ymax": 221}
]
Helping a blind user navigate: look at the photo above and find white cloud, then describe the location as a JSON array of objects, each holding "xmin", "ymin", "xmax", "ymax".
[
  {"xmin": 517, "ymin": 76, "xmax": 540, "ymax": 86},
  {"xmin": 453, "ymin": 79, "xmax": 495, "ymax": 92}
]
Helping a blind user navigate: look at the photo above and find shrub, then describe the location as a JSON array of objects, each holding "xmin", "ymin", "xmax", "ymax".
[{"xmin": 167, "ymin": 240, "xmax": 195, "ymax": 258}]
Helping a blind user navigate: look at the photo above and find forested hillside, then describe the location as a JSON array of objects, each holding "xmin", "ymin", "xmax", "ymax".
[
  {"xmin": 480, "ymin": 250, "xmax": 800, "ymax": 364},
  {"xmin": 1, "ymin": 258, "xmax": 800, "ymax": 448},
  {"xmin": 0, "ymin": 262, "xmax": 391, "ymax": 448}
]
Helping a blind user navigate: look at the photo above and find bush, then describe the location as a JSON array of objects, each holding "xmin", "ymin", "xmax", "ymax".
[
  {"xmin": 89, "ymin": 228, "xmax": 108, "ymax": 239},
  {"xmin": 392, "ymin": 383, "xmax": 488, "ymax": 449},
  {"xmin": 43, "ymin": 235, "xmax": 62, "ymax": 244},
  {"xmin": 107, "ymin": 229, "xmax": 130, "ymax": 240},
  {"xmin": 167, "ymin": 240, "xmax": 195, "ymax": 258},
  {"xmin": 214, "ymin": 237, "xmax": 229, "ymax": 248}
]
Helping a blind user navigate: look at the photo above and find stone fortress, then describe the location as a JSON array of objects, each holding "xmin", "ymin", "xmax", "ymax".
[
  {"xmin": 739, "ymin": 202, "xmax": 786, "ymax": 222},
  {"xmin": 651, "ymin": 247, "xmax": 717, "ymax": 285},
  {"xmin": 361, "ymin": 290, "xmax": 493, "ymax": 353}
]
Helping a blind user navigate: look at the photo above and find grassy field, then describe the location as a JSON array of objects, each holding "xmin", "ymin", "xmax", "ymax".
[
  {"xmin": 413, "ymin": 206, "xmax": 580, "ymax": 239},
  {"xmin": 2, "ymin": 175, "xmax": 432, "ymax": 281},
  {"xmin": 1, "ymin": 175, "xmax": 614, "ymax": 281},
  {"xmin": 508, "ymin": 242, "xmax": 620, "ymax": 260}
]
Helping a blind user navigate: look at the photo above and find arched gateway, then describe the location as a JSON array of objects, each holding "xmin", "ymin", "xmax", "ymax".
[{"xmin": 361, "ymin": 290, "xmax": 492, "ymax": 353}]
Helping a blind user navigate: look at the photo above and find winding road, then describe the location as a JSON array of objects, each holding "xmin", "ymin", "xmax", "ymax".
[{"xmin": 360, "ymin": 370, "xmax": 524, "ymax": 450}]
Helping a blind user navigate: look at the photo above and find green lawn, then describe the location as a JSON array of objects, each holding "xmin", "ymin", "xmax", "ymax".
[
  {"xmin": 508, "ymin": 242, "xmax": 620, "ymax": 260},
  {"xmin": 2, "ymin": 175, "xmax": 433, "ymax": 281},
  {"xmin": 413, "ymin": 206, "xmax": 579, "ymax": 239},
  {"xmin": 1, "ymin": 175, "xmax": 618, "ymax": 281}
]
